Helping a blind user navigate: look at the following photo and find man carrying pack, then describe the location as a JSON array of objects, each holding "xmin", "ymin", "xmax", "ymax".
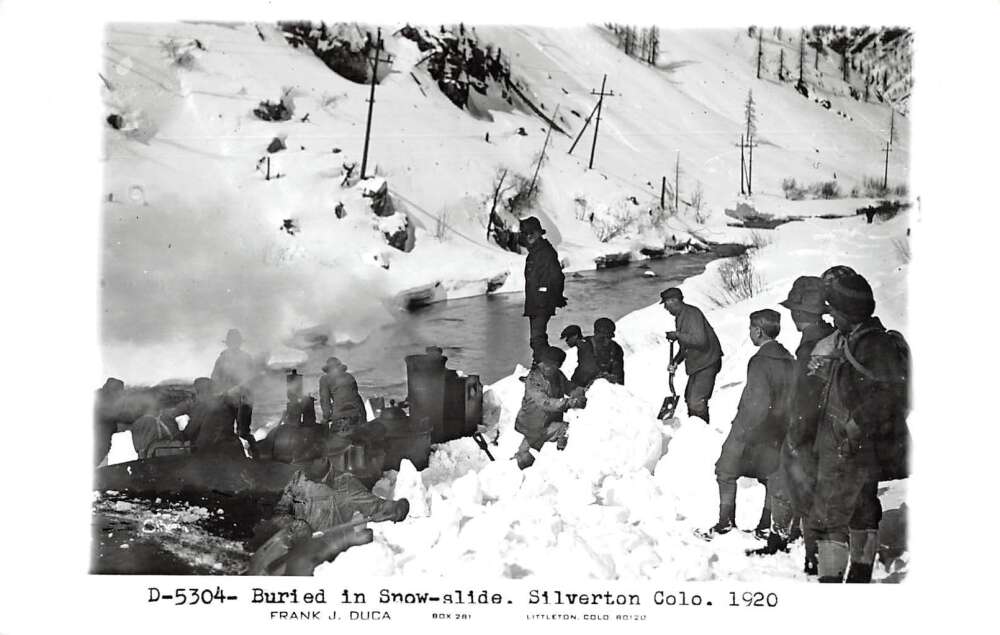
[
  {"xmin": 573, "ymin": 317, "xmax": 626, "ymax": 388},
  {"xmin": 319, "ymin": 357, "xmax": 367, "ymax": 433},
  {"xmin": 660, "ymin": 287, "xmax": 723, "ymax": 423},
  {"xmin": 807, "ymin": 272, "xmax": 909, "ymax": 583},
  {"xmin": 521, "ymin": 216, "xmax": 567, "ymax": 364},
  {"xmin": 699, "ymin": 309, "xmax": 794, "ymax": 539}
]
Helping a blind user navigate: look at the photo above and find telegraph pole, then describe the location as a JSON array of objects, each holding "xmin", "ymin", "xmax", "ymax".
[
  {"xmin": 528, "ymin": 105, "xmax": 560, "ymax": 197},
  {"xmin": 360, "ymin": 28, "xmax": 393, "ymax": 181},
  {"xmin": 747, "ymin": 136, "xmax": 757, "ymax": 195},
  {"xmin": 588, "ymin": 74, "xmax": 616, "ymax": 170},
  {"xmin": 882, "ymin": 141, "xmax": 892, "ymax": 190},
  {"xmin": 737, "ymin": 135, "xmax": 746, "ymax": 195},
  {"xmin": 568, "ymin": 100, "xmax": 599, "ymax": 156},
  {"xmin": 888, "ymin": 108, "xmax": 896, "ymax": 150},
  {"xmin": 674, "ymin": 151, "xmax": 680, "ymax": 212}
]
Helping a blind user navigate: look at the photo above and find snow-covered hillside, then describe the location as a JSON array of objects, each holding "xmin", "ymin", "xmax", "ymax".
[{"xmin": 101, "ymin": 23, "xmax": 909, "ymax": 383}]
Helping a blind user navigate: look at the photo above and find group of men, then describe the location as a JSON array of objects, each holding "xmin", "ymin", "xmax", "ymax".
[
  {"xmin": 93, "ymin": 329, "xmax": 370, "ymax": 465},
  {"xmin": 692, "ymin": 266, "xmax": 909, "ymax": 584},
  {"xmin": 516, "ymin": 214, "xmax": 909, "ymax": 583}
]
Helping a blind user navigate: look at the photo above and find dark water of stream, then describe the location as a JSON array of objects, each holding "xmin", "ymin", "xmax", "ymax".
[{"xmin": 249, "ymin": 244, "xmax": 746, "ymax": 426}]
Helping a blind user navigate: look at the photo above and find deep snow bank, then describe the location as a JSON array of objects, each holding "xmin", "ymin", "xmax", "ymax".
[{"xmin": 316, "ymin": 209, "xmax": 910, "ymax": 582}]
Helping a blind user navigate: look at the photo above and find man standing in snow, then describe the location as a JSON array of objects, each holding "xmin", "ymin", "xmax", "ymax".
[
  {"xmin": 750, "ymin": 276, "xmax": 835, "ymax": 564},
  {"xmin": 180, "ymin": 377, "xmax": 246, "ymax": 458},
  {"xmin": 513, "ymin": 346, "xmax": 585, "ymax": 469},
  {"xmin": 521, "ymin": 216, "xmax": 567, "ymax": 365},
  {"xmin": 660, "ymin": 287, "xmax": 723, "ymax": 423},
  {"xmin": 211, "ymin": 328, "xmax": 259, "ymax": 457},
  {"xmin": 699, "ymin": 309, "xmax": 794, "ymax": 539},
  {"xmin": 281, "ymin": 370, "xmax": 317, "ymax": 427},
  {"xmin": 319, "ymin": 357, "xmax": 367, "ymax": 433},
  {"xmin": 806, "ymin": 272, "xmax": 909, "ymax": 583}
]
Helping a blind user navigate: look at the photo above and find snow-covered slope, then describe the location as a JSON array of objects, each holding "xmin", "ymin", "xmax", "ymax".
[{"xmin": 101, "ymin": 23, "xmax": 909, "ymax": 383}]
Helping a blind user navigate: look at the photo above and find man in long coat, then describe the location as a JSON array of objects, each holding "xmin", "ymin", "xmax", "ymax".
[
  {"xmin": 699, "ymin": 309, "xmax": 794, "ymax": 539},
  {"xmin": 520, "ymin": 216, "xmax": 566, "ymax": 364}
]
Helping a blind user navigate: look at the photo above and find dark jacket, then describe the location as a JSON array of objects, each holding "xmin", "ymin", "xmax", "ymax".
[
  {"xmin": 181, "ymin": 394, "xmax": 244, "ymax": 456},
  {"xmin": 816, "ymin": 317, "xmax": 908, "ymax": 479},
  {"xmin": 515, "ymin": 366, "xmax": 572, "ymax": 445},
  {"xmin": 673, "ymin": 303, "xmax": 723, "ymax": 375},
  {"xmin": 523, "ymin": 237, "xmax": 565, "ymax": 317},
  {"xmin": 319, "ymin": 371, "xmax": 366, "ymax": 423},
  {"xmin": 283, "ymin": 396, "xmax": 318, "ymax": 427},
  {"xmin": 716, "ymin": 340, "xmax": 795, "ymax": 480},
  {"xmin": 786, "ymin": 322, "xmax": 836, "ymax": 445},
  {"xmin": 211, "ymin": 348, "xmax": 256, "ymax": 392},
  {"xmin": 572, "ymin": 336, "xmax": 625, "ymax": 387}
]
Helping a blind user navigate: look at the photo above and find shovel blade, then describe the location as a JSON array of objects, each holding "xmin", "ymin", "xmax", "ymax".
[{"xmin": 657, "ymin": 396, "xmax": 679, "ymax": 420}]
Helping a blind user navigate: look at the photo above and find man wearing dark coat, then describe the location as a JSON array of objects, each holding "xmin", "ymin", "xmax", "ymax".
[
  {"xmin": 806, "ymin": 272, "xmax": 909, "ymax": 583},
  {"xmin": 211, "ymin": 328, "xmax": 259, "ymax": 457},
  {"xmin": 94, "ymin": 378, "xmax": 126, "ymax": 465},
  {"xmin": 750, "ymin": 276, "xmax": 836, "ymax": 565},
  {"xmin": 699, "ymin": 309, "xmax": 794, "ymax": 539},
  {"xmin": 180, "ymin": 377, "xmax": 247, "ymax": 458},
  {"xmin": 571, "ymin": 317, "xmax": 625, "ymax": 388},
  {"xmin": 319, "ymin": 357, "xmax": 367, "ymax": 433},
  {"xmin": 661, "ymin": 287, "xmax": 723, "ymax": 423},
  {"xmin": 513, "ymin": 346, "xmax": 585, "ymax": 469},
  {"xmin": 281, "ymin": 370, "xmax": 317, "ymax": 427},
  {"xmin": 520, "ymin": 216, "xmax": 566, "ymax": 364}
]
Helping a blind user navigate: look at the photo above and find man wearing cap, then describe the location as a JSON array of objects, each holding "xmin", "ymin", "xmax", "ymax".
[
  {"xmin": 520, "ymin": 216, "xmax": 567, "ymax": 364},
  {"xmin": 750, "ymin": 276, "xmax": 835, "ymax": 564},
  {"xmin": 513, "ymin": 345, "xmax": 586, "ymax": 469},
  {"xmin": 572, "ymin": 317, "xmax": 625, "ymax": 388},
  {"xmin": 660, "ymin": 287, "xmax": 723, "ymax": 423},
  {"xmin": 699, "ymin": 309, "xmax": 794, "ymax": 539},
  {"xmin": 807, "ymin": 272, "xmax": 909, "ymax": 583},
  {"xmin": 319, "ymin": 357, "xmax": 367, "ymax": 433},
  {"xmin": 211, "ymin": 328, "xmax": 259, "ymax": 457}
]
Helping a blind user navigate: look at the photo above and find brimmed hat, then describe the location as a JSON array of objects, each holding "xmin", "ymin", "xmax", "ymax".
[
  {"xmin": 321, "ymin": 356, "xmax": 345, "ymax": 373},
  {"xmin": 826, "ymin": 273, "xmax": 875, "ymax": 320},
  {"xmin": 537, "ymin": 345, "xmax": 566, "ymax": 367},
  {"xmin": 560, "ymin": 324, "xmax": 583, "ymax": 340},
  {"xmin": 659, "ymin": 287, "xmax": 683, "ymax": 303},
  {"xmin": 594, "ymin": 317, "xmax": 616, "ymax": 335},
  {"xmin": 225, "ymin": 328, "xmax": 243, "ymax": 345},
  {"xmin": 519, "ymin": 216, "xmax": 545, "ymax": 235},
  {"xmin": 780, "ymin": 276, "xmax": 827, "ymax": 314}
]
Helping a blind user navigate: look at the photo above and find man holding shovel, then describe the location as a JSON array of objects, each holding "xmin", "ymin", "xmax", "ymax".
[{"xmin": 659, "ymin": 287, "xmax": 723, "ymax": 424}]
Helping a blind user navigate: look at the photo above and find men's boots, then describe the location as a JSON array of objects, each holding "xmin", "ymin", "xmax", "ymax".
[
  {"xmin": 746, "ymin": 531, "xmax": 788, "ymax": 557},
  {"xmin": 816, "ymin": 540, "xmax": 850, "ymax": 583},
  {"xmin": 846, "ymin": 529, "xmax": 879, "ymax": 583},
  {"xmin": 753, "ymin": 505, "xmax": 772, "ymax": 540},
  {"xmin": 697, "ymin": 481, "xmax": 737, "ymax": 540}
]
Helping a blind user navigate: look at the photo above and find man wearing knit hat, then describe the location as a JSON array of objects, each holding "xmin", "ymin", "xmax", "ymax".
[
  {"xmin": 806, "ymin": 272, "xmax": 910, "ymax": 583},
  {"xmin": 660, "ymin": 287, "xmax": 723, "ymax": 423}
]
